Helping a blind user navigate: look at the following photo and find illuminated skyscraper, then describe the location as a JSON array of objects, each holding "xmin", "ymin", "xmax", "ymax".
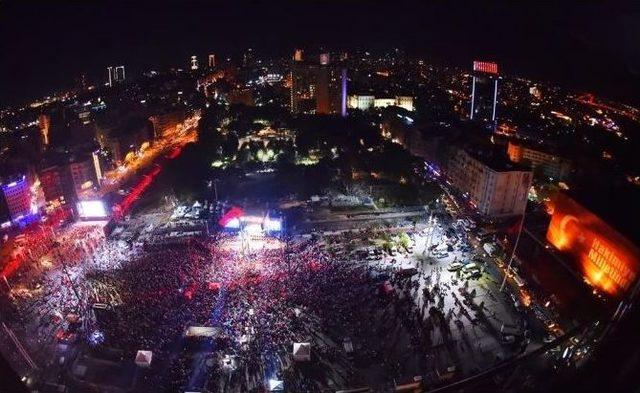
[
  {"xmin": 208, "ymin": 54, "xmax": 216, "ymax": 68},
  {"xmin": 469, "ymin": 61, "xmax": 499, "ymax": 125},
  {"xmin": 0, "ymin": 175, "xmax": 32, "ymax": 221},
  {"xmin": 107, "ymin": 66, "xmax": 114, "ymax": 87},
  {"xmin": 115, "ymin": 66, "xmax": 125, "ymax": 81},
  {"xmin": 191, "ymin": 55, "xmax": 199, "ymax": 70},
  {"xmin": 290, "ymin": 51, "xmax": 347, "ymax": 116},
  {"xmin": 293, "ymin": 49, "xmax": 304, "ymax": 62},
  {"xmin": 107, "ymin": 65, "xmax": 125, "ymax": 87},
  {"xmin": 38, "ymin": 114, "xmax": 50, "ymax": 147}
]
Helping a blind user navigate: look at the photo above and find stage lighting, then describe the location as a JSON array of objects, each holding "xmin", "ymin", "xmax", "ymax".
[{"xmin": 77, "ymin": 200, "xmax": 108, "ymax": 219}]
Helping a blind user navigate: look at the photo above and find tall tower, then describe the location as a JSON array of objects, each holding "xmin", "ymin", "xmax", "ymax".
[
  {"xmin": 316, "ymin": 54, "xmax": 347, "ymax": 116},
  {"xmin": 115, "ymin": 66, "xmax": 125, "ymax": 82},
  {"xmin": 191, "ymin": 55, "xmax": 199, "ymax": 71},
  {"xmin": 290, "ymin": 50, "xmax": 347, "ymax": 116},
  {"xmin": 469, "ymin": 61, "xmax": 499, "ymax": 126},
  {"xmin": 208, "ymin": 54, "xmax": 216, "ymax": 68},
  {"xmin": 107, "ymin": 66, "xmax": 114, "ymax": 87},
  {"xmin": 340, "ymin": 68, "xmax": 347, "ymax": 117},
  {"xmin": 38, "ymin": 114, "xmax": 50, "ymax": 147},
  {"xmin": 107, "ymin": 66, "xmax": 125, "ymax": 86}
]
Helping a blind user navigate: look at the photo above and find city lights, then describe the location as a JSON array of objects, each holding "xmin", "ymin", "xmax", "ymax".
[
  {"xmin": 1, "ymin": 4, "xmax": 639, "ymax": 392},
  {"xmin": 77, "ymin": 200, "xmax": 109, "ymax": 219}
]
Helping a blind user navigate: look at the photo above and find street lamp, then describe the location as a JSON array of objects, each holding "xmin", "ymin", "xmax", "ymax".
[{"xmin": 500, "ymin": 211, "xmax": 525, "ymax": 292}]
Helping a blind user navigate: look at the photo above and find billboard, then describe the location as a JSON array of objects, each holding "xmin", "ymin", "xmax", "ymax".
[
  {"xmin": 546, "ymin": 193, "xmax": 639, "ymax": 297},
  {"xmin": 77, "ymin": 200, "xmax": 109, "ymax": 219},
  {"xmin": 473, "ymin": 61, "xmax": 499, "ymax": 74}
]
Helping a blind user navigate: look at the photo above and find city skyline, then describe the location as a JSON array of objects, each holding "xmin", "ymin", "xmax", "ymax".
[
  {"xmin": 1, "ymin": 2, "xmax": 640, "ymax": 107},
  {"xmin": 1, "ymin": 3, "xmax": 640, "ymax": 393}
]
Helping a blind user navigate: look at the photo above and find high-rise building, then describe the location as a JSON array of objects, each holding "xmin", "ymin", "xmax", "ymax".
[
  {"xmin": 290, "ymin": 62, "xmax": 317, "ymax": 114},
  {"xmin": 191, "ymin": 55, "xmax": 199, "ymax": 71},
  {"xmin": 107, "ymin": 65, "xmax": 125, "ymax": 87},
  {"xmin": 107, "ymin": 66, "xmax": 114, "ymax": 87},
  {"xmin": 293, "ymin": 49, "xmax": 304, "ymax": 62},
  {"xmin": 39, "ymin": 165, "xmax": 75, "ymax": 206},
  {"xmin": 469, "ymin": 61, "xmax": 499, "ymax": 125},
  {"xmin": 208, "ymin": 54, "xmax": 216, "ymax": 68},
  {"xmin": 0, "ymin": 175, "xmax": 32, "ymax": 221},
  {"xmin": 38, "ymin": 154, "xmax": 101, "ymax": 206},
  {"xmin": 38, "ymin": 114, "xmax": 51, "ymax": 147},
  {"xmin": 507, "ymin": 141, "xmax": 572, "ymax": 181},
  {"xmin": 115, "ymin": 66, "xmax": 125, "ymax": 82},
  {"xmin": 290, "ymin": 52, "xmax": 347, "ymax": 116},
  {"xmin": 447, "ymin": 147, "xmax": 531, "ymax": 217}
]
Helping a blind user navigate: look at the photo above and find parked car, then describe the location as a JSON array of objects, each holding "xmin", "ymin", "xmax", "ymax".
[{"xmin": 448, "ymin": 262, "xmax": 464, "ymax": 271}]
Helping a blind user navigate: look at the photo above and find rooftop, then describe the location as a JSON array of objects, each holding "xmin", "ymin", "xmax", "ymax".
[{"xmin": 464, "ymin": 146, "xmax": 531, "ymax": 172}]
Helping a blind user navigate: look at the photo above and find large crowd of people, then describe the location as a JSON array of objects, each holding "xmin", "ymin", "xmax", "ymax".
[
  {"xmin": 0, "ymin": 212, "xmax": 527, "ymax": 393},
  {"xmin": 68, "ymin": 230, "xmax": 432, "ymax": 392}
]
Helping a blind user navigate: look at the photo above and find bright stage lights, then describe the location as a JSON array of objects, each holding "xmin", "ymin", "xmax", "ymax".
[
  {"xmin": 225, "ymin": 217, "xmax": 241, "ymax": 229},
  {"xmin": 244, "ymin": 223, "xmax": 263, "ymax": 236},
  {"xmin": 263, "ymin": 217, "xmax": 282, "ymax": 232},
  {"xmin": 77, "ymin": 200, "xmax": 109, "ymax": 219}
]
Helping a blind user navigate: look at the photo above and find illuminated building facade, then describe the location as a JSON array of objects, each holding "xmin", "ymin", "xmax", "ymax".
[
  {"xmin": 546, "ymin": 193, "xmax": 640, "ymax": 298},
  {"xmin": 38, "ymin": 154, "xmax": 100, "ymax": 206},
  {"xmin": 68, "ymin": 155, "xmax": 100, "ymax": 196},
  {"xmin": 38, "ymin": 114, "xmax": 50, "ymax": 147},
  {"xmin": 348, "ymin": 95, "xmax": 414, "ymax": 112},
  {"xmin": 348, "ymin": 95, "xmax": 375, "ymax": 111},
  {"xmin": 149, "ymin": 109, "xmax": 188, "ymax": 139},
  {"xmin": 470, "ymin": 61, "xmax": 499, "ymax": 124},
  {"xmin": 0, "ymin": 175, "xmax": 32, "ymax": 221},
  {"xmin": 507, "ymin": 141, "xmax": 572, "ymax": 181},
  {"xmin": 448, "ymin": 148, "xmax": 531, "ymax": 217},
  {"xmin": 39, "ymin": 165, "xmax": 74, "ymax": 206},
  {"xmin": 107, "ymin": 65, "xmax": 125, "ymax": 87}
]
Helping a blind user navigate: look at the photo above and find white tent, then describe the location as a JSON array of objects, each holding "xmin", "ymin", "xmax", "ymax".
[
  {"xmin": 293, "ymin": 342, "xmax": 311, "ymax": 362},
  {"xmin": 268, "ymin": 379, "xmax": 284, "ymax": 391},
  {"xmin": 135, "ymin": 350, "xmax": 153, "ymax": 367}
]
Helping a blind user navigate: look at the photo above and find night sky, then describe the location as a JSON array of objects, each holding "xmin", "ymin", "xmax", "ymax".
[{"xmin": 1, "ymin": 2, "xmax": 639, "ymax": 107}]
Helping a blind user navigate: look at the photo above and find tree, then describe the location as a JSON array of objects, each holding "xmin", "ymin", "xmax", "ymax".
[{"xmin": 397, "ymin": 232, "xmax": 411, "ymax": 252}]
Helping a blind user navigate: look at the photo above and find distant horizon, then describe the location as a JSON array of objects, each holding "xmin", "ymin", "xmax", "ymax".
[{"xmin": 1, "ymin": 2, "xmax": 639, "ymax": 107}]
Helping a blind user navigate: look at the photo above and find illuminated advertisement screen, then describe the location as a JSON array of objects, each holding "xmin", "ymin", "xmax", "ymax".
[
  {"xmin": 77, "ymin": 200, "xmax": 109, "ymax": 219},
  {"xmin": 546, "ymin": 194, "xmax": 640, "ymax": 297},
  {"xmin": 473, "ymin": 61, "xmax": 498, "ymax": 74}
]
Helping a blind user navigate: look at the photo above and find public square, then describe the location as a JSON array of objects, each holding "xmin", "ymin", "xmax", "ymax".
[
  {"xmin": 2, "ymin": 4, "xmax": 639, "ymax": 391},
  {"xmin": 0, "ymin": 197, "xmax": 550, "ymax": 392}
]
